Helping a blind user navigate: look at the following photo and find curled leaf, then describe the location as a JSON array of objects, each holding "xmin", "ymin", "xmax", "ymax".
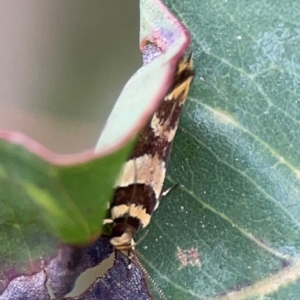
[{"xmin": 0, "ymin": 0, "xmax": 191, "ymax": 298}]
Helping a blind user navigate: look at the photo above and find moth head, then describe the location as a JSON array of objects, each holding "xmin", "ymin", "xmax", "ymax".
[{"xmin": 110, "ymin": 223, "xmax": 136, "ymax": 250}]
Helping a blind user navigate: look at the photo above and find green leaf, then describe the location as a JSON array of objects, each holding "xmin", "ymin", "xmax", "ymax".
[
  {"xmin": 0, "ymin": 136, "xmax": 133, "ymax": 245},
  {"xmin": 0, "ymin": 135, "xmax": 133, "ymax": 292},
  {"xmin": 137, "ymin": 1, "xmax": 300, "ymax": 299}
]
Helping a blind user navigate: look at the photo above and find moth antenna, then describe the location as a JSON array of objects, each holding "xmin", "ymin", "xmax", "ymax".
[
  {"xmin": 126, "ymin": 230, "xmax": 148, "ymax": 271},
  {"xmin": 132, "ymin": 253, "xmax": 168, "ymax": 300},
  {"xmin": 132, "ymin": 229, "xmax": 149, "ymax": 248}
]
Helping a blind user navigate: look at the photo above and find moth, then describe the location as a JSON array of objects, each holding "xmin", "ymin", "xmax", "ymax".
[{"xmin": 104, "ymin": 54, "xmax": 194, "ymax": 250}]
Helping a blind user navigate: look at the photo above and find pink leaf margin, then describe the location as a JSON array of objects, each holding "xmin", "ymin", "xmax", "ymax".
[{"xmin": 0, "ymin": 0, "xmax": 191, "ymax": 166}]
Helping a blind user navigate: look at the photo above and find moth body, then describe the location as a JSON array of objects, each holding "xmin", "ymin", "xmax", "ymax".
[{"xmin": 106, "ymin": 54, "xmax": 194, "ymax": 250}]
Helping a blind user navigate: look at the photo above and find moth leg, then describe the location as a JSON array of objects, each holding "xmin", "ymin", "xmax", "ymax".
[
  {"xmin": 121, "ymin": 241, "xmax": 135, "ymax": 272},
  {"xmin": 161, "ymin": 183, "xmax": 179, "ymax": 198},
  {"xmin": 154, "ymin": 183, "xmax": 179, "ymax": 211},
  {"xmin": 103, "ymin": 218, "xmax": 114, "ymax": 225},
  {"xmin": 127, "ymin": 248, "xmax": 134, "ymax": 269},
  {"xmin": 132, "ymin": 239, "xmax": 136, "ymax": 250}
]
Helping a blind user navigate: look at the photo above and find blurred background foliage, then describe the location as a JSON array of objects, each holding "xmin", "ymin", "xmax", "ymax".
[{"xmin": 0, "ymin": 0, "xmax": 140, "ymax": 153}]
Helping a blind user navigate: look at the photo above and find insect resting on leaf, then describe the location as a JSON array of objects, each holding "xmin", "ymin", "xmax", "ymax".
[{"xmin": 104, "ymin": 53, "xmax": 194, "ymax": 252}]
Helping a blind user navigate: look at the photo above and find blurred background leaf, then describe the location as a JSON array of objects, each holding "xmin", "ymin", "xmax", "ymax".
[
  {"xmin": 0, "ymin": 0, "xmax": 141, "ymax": 294},
  {"xmin": 0, "ymin": 0, "xmax": 140, "ymax": 153}
]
